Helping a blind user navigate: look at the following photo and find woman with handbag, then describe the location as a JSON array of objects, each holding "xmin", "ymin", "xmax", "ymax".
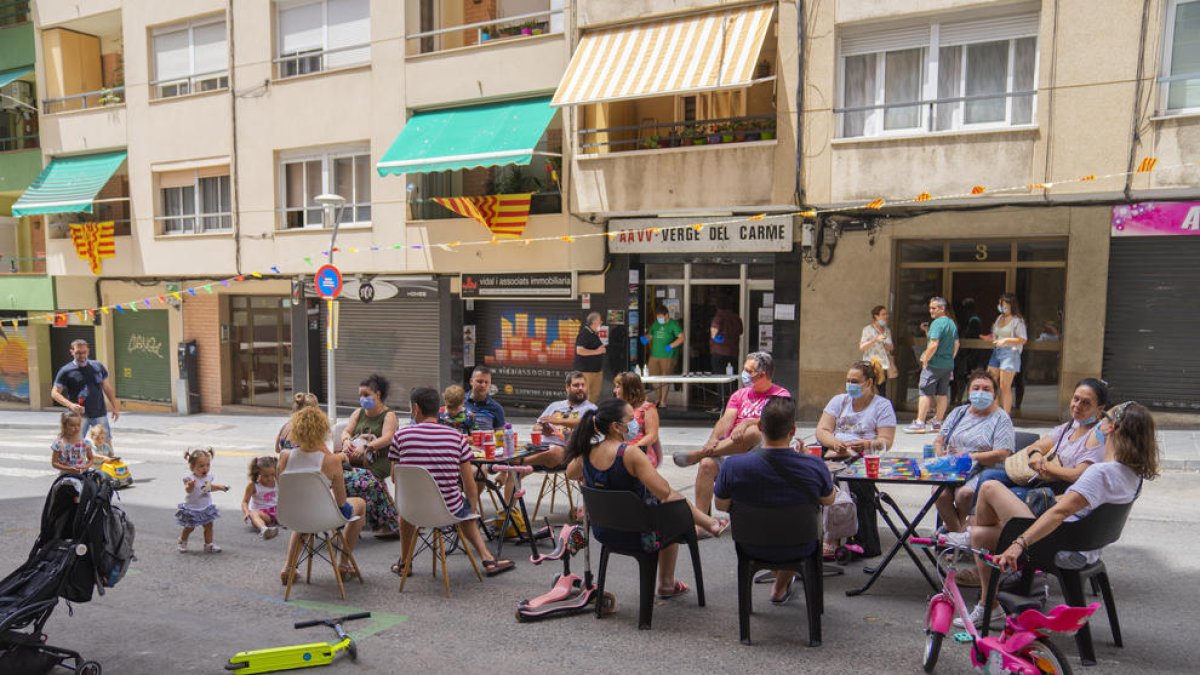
[
  {"xmin": 931, "ymin": 370, "xmax": 1015, "ymax": 535},
  {"xmin": 974, "ymin": 378, "xmax": 1109, "ymax": 502}
]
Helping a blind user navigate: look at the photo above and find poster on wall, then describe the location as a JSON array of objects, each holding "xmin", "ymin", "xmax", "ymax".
[
  {"xmin": 1112, "ymin": 202, "xmax": 1200, "ymax": 236},
  {"xmin": 0, "ymin": 325, "xmax": 30, "ymax": 403},
  {"xmin": 476, "ymin": 301, "xmax": 584, "ymax": 405}
]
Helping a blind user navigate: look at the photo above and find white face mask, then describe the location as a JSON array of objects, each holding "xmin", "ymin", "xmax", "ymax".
[{"xmin": 657, "ymin": 317, "xmax": 667, "ymax": 324}]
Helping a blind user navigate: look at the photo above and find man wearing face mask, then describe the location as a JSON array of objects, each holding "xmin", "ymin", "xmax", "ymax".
[
  {"xmin": 574, "ymin": 312, "xmax": 607, "ymax": 403},
  {"xmin": 643, "ymin": 306, "xmax": 684, "ymax": 408},
  {"xmin": 672, "ymin": 352, "xmax": 791, "ymax": 528}
]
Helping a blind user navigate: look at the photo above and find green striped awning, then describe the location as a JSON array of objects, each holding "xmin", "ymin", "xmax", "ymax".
[
  {"xmin": 12, "ymin": 151, "xmax": 127, "ymax": 217},
  {"xmin": 377, "ymin": 97, "xmax": 556, "ymax": 176},
  {"xmin": 0, "ymin": 67, "xmax": 32, "ymax": 89}
]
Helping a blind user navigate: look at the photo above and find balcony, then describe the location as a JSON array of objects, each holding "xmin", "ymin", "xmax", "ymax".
[
  {"xmin": 404, "ymin": 0, "xmax": 565, "ymax": 56},
  {"xmin": 39, "ymin": 11, "xmax": 124, "ymax": 114},
  {"xmin": 0, "ymin": 214, "xmax": 45, "ymax": 274}
]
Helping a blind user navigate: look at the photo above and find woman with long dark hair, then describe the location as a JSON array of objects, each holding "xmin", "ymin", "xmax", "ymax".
[{"xmin": 565, "ymin": 398, "xmax": 727, "ymax": 598}]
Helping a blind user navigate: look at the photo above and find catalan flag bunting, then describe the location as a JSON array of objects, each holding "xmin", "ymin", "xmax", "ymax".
[
  {"xmin": 69, "ymin": 222, "xmax": 116, "ymax": 274},
  {"xmin": 432, "ymin": 193, "xmax": 533, "ymax": 239},
  {"xmin": 1136, "ymin": 157, "xmax": 1157, "ymax": 173}
]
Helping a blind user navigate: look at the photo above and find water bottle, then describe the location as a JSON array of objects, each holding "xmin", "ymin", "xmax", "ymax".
[
  {"xmin": 725, "ymin": 362, "xmax": 734, "ymax": 376},
  {"xmin": 503, "ymin": 423, "xmax": 515, "ymax": 457}
]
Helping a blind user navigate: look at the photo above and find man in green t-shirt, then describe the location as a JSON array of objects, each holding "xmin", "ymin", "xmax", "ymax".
[
  {"xmin": 905, "ymin": 296, "xmax": 959, "ymax": 434},
  {"xmin": 644, "ymin": 306, "xmax": 684, "ymax": 407}
]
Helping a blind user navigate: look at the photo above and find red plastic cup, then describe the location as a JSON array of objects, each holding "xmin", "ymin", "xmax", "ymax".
[
  {"xmin": 864, "ymin": 455, "xmax": 881, "ymax": 478},
  {"xmin": 483, "ymin": 438, "xmax": 495, "ymax": 460},
  {"xmin": 531, "ymin": 431, "xmax": 542, "ymax": 446},
  {"xmin": 471, "ymin": 431, "xmax": 483, "ymax": 448},
  {"xmin": 806, "ymin": 444, "xmax": 823, "ymax": 458}
]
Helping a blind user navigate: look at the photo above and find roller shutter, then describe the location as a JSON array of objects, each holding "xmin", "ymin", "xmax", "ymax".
[
  {"xmin": 113, "ymin": 310, "xmax": 172, "ymax": 402},
  {"xmin": 474, "ymin": 300, "xmax": 583, "ymax": 408},
  {"xmin": 318, "ymin": 288, "xmax": 442, "ymax": 409},
  {"xmin": 1102, "ymin": 237, "xmax": 1200, "ymax": 410}
]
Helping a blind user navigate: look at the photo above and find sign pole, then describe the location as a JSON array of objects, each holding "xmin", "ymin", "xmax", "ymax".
[{"xmin": 326, "ymin": 298, "xmax": 336, "ymax": 423}]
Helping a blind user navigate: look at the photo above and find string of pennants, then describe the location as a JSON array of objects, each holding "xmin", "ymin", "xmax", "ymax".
[{"xmin": 5, "ymin": 155, "xmax": 1194, "ymax": 331}]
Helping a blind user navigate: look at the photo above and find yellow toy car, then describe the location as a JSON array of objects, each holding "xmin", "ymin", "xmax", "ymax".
[{"xmin": 98, "ymin": 457, "xmax": 133, "ymax": 488}]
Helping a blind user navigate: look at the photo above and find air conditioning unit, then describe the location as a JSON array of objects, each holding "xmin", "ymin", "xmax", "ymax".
[{"xmin": 0, "ymin": 80, "xmax": 34, "ymax": 111}]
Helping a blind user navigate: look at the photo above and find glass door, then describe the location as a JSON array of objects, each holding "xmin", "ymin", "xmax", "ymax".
[
  {"xmin": 232, "ymin": 297, "xmax": 292, "ymax": 408},
  {"xmin": 949, "ymin": 269, "xmax": 1008, "ymax": 405}
]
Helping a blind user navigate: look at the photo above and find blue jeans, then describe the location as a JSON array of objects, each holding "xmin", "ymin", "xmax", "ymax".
[
  {"xmin": 82, "ymin": 415, "xmax": 111, "ymax": 440},
  {"xmin": 972, "ymin": 467, "xmax": 1028, "ymax": 509}
]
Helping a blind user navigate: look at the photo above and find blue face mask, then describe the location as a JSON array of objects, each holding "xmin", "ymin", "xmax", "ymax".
[
  {"xmin": 740, "ymin": 371, "xmax": 753, "ymax": 387},
  {"xmin": 623, "ymin": 419, "xmax": 640, "ymax": 441},
  {"xmin": 968, "ymin": 390, "xmax": 994, "ymax": 410},
  {"xmin": 846, "ymin": 383, "xmax": 863, "ymax": 399},
  {"xmin": 1081, "ymin": 415, "xmax": 1098, "ymax": 426},
  {"xmin": 360, "ymin": 396, "xmax": 375, "ymax": 410},
  {"xmin": 1093, "ymin": 425, "xmax": 1106, "ymax": 446}
]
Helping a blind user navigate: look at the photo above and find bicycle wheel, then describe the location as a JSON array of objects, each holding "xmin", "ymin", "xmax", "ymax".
[
  {"xmin": 922, "ymin": 631, "xmax": 944, "ymax": 673},
  {"xmin": 1019, "ymin": 636, "xmax": 1073, "ymax": 675}
]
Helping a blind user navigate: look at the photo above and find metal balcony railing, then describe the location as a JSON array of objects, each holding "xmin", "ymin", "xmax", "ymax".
[
  {"xmin": 42, "ymin": 86, "xmax": 125, "ymax": 114},
  {"xmin": 0, "ymin": 134, "xmax": 38, "ymax": 152},
  {"xmin": 833, "ymin": 90, "xmax": 1037, "ymax": 137},
  {"xmin": 578, "ymin": 114, "xmax": 777, "ymax": 153},
  {"xmin": 405, "ymin": 7, "xmax": 564, "ymax": 55},
  {"xmin": 149, "ymin": 69, "xmax": 229, "ymax": 99},
  {"xmin": 273, "ymin": 43, "xmax": 370, "ymax": 79}
]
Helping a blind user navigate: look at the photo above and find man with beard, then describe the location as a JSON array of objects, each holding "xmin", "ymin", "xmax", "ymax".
[{"xmin": 525, "ymin": 371, "xmax": 597, "ymax": 471}]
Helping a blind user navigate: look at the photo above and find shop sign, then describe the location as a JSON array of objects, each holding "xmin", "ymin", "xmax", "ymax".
[
  {"xmin": 460, "ymin": 272, "xmax": 576, "ymax": 299},
  {"xmin": 1112, "ymin": 202, "xmax": 1200, "ymax": 237},
  {"xmin": 608, "ymin": 215, "xmax": 794, "ymax": 254}
]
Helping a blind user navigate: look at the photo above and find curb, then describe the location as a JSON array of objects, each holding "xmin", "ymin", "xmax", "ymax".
[{"xmin": 0, "ymin": 423, "xmax": 167, "ymax": 436}]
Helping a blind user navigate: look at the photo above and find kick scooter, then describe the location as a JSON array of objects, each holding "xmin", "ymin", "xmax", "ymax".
[{"xmin": 225, "ymin": 613, "xmax": 371, "ymax": 674}]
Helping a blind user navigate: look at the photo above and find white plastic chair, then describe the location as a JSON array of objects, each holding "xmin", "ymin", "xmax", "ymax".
[
  {"xmin": 393, "ymin": 465, "xmax": 483, "ymax": 597},
  {"xmin": 277, "ymin": 471, "xmax": 363, "ymax": 601}
]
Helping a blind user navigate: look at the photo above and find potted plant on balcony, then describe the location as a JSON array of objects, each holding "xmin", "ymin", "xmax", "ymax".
[
  {"xmin": 640, "ymin": 134, "xmax": 661, "ymax": 150},
  {"xmin": 720, "ymin": 123, "xmax": 735, "ymax": 144},
  {"xmin": 759, "ymin": 119, "xmax": 776, "ymax": 140},
  {"xmin": 682, "ymin": 125, "xmax": 704, "ymax": 145},
  {"xmin": 520, "ymin": 20, "xmax": 539, "ymax": 36},
  {"xmin": 705, "ymin": 123, "xmax": 721, "ymax": 145},
  {"xmin": 480, "ymin": 26, "xmax": 493, "ymax": 41}
]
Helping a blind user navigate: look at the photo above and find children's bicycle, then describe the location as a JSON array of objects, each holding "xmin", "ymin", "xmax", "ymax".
[
  {"xmin": 911, "ymin": 536, "xmax": 1097, "ymax": 675},
  {"xmin": 225, "ymin": 613, "xmax": 370, "ymax": 674}
]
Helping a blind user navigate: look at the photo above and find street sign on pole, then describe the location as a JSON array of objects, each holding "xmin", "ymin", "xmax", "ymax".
[{"xmin": 315, "ymin": 264, "xmax": 343, "ymax": 300}]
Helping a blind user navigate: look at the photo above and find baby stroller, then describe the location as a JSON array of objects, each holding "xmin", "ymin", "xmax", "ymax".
[{"xmin": 0, "ymin": 471, "xmax": 135, "ymax": 675}]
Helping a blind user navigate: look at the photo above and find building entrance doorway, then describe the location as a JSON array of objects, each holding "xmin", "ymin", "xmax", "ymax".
[{"xmin": 231, "ymin": 296, "xmax": 292, "ymax": 408}]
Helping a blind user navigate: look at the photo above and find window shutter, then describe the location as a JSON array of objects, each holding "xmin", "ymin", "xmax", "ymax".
[
  {"xmin": 326, "ymin": 0, "xmax": 370, "ymax": 67},
  {"xmin": 939, "ymin": 14, "xmax": 1039, "ymax": 46},
  {"xmin": 192, "ymin": 22, "xmax": 227, "ymax": 75},
  {"xmin": 158, "ymin": 169, "xmax": 195, "ymax": 190},
  {"xmin": 280, "ymin": 0, "xmax": 325, "ymax": 54},
  {"xmin": 839, "ymin": 24, "xmax": 930, "ymax": 57},
  {"xmin": 154, "ymin": 29, "xmax": 191, "ymax": 81}
]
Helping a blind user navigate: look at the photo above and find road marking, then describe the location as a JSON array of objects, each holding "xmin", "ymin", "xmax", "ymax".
[
  {"xmin": 0, "ymin": 467, "xmax": 58, "ymax": 478},
  {"xmin": 0, "ymin": 452, "xmax": 144, "ymax": 466},
  {"xmin": 0, "ymin": 440, "xmax": 265, "ymax": 459}
]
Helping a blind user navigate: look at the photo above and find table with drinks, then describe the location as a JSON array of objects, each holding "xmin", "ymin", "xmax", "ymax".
[
  {"xmin": 466, "ymin": 428, "xmax": 547, "ymax": 559},
  {"xmin": 834, "ymin": 451, "xmax": 971, "ymax": 597}
]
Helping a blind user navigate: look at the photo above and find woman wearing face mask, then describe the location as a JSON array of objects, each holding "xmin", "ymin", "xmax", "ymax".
[
  {"xmin": 987, "ymin": 293, "xmax": 1027, "ymax": 414},
  {"xmin": 815, "ymin": 360, "xmax": 896, "ymax": 461},
  {"xmin": 566, "ymin": 398, "xmax": 727, "ymax": 599},
  {"xmin": 931, "ymin": 370, "xmax": 1015, "ymax": 538},
  {"xmin": 334, "ymin": 373, "xmax": 400, "ymax": 539},
  {"xmin": 858, "ymin": 306, "xmax": 896, "ymax": 398},
  {"xmin": 613, "ymin": 371, "xmax": 662, "ymax": 467}
]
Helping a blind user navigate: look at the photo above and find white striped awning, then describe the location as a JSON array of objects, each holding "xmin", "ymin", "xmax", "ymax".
[{"xmin": 551, "ymin": 2, "xmax": 775, "ymax": 107}]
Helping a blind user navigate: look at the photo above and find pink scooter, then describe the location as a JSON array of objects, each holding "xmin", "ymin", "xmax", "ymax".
[
  {"xmin": 911, "ymin": 536, "xmax": 1098, "ymax": 674},
  {"xmin": 515, "ymin": 518, "xmax": 615, "ymax": 622}
]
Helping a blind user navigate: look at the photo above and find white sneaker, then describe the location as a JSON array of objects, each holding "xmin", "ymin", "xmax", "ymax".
[
  {"xmin": 204, "ymin": 543, "xmax": 222, "ymax": 554},
  {"xmin": 942, "ymin": 528, "xmax": 971, "ymax": 550},
  {"xmin": 177, "ymin": 540, "xmax": 188, "ymax": 553},
  {"xmin": 953, "ymin": 603, "xmax": 1006, "ymax": 629},
  {"xmin": 263, "ymin": 526, "xmax": 279, "ymax": 540},
  {"xmin": 903, "ymin": 421, "xmax": 927, "ymax": 434}
]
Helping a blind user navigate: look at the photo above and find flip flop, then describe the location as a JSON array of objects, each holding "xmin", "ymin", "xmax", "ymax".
[
  {"xmin": 483, "ymin": 559, "xmax": 515, "ymax": 576},
  {"xmin": 770, "ymin": 579, "xmax": 795, "ymax": 605},
  {"xmin": 710, "ymin": 518, "xmax": 731, "ymax": 538},
  {"xmin": 390, "ymin": 561, "xmax": 413, "ymax": 577},
  {"xmin": 657, "ymin": 580, "xmax": 689, "ymax": 599}
]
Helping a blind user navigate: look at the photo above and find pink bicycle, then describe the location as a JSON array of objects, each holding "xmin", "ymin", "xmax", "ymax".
[{"xmin": 911, "ymin": 536, "xmax": 1098, "ymax": 674}]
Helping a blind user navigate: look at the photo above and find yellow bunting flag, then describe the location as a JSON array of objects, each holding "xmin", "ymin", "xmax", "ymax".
[
  {"xmin": 799, "ymin": 210, "xmax": 817, "ymax": 218},
  {"xmin": 748, "ymin": 214, "xmax": 766, "ymax": 221},
  {"xmin": 432, "ymin": 194, "xmax": 533, "ymax": 239},
  {"xmin": 865, "ymin": 198, "xmax": 885, "ymax": 210},
  {"xmin": 69, "ymin": 222, "xmax": 116, "ymax": 274},
  {"xmin": 971, "ymin": 185, "xmax": 987, "ymax": 195},
  {"xmin": 1135, "ymin": 157, "xmax": 1157, "ymax": 173},
  {"xmin": 1079, "ymin": 175, "xmax": 1096, "ymax": 181},
  {"xmin": 1025, "ymin": 183, "xmax": 1048, "ymax": 190},
  {"xmin": 915, "ymin": 192, "xmax": 932, "ymax": 202},
  {"xmin": 691, "ymin": 223, "xmax": 704, "ymax": 232}
]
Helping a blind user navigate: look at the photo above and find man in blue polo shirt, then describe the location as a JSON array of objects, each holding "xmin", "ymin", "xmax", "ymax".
[
  {"xmin": 464, "ymin": 366, "xmax": 506, "ymax": 431},
  {"xmin": 51, "ymin": 339, "xmax": 120, "ymax": 437},
  {"xmin": 715, "ymin": 396, "xmax": 834, "ymax": 605}
]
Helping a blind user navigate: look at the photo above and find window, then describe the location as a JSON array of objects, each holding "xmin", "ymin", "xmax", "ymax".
[
  {"xmin": 406, "ymin": 0, "xmax": 566, "ymax": 55},
  {"xmin": 838, "ymin": 14, "xmax": 1039, "ymax": 138},
  {"xmin": 152, "ymin": 18, "xmax": 228, "ymax": 99},
  {"xmin": 279, "ymin": 148, "xmax": 370, "ymax": 228},
  {"xmin": 1164, "ymin": 0, "xmax": 1200, "ymax": 113},
  {"xmin": 277, "ymin": 0, "xmax": 369, "ymax": 78},
  {"xmin": 157, "ymin": 170, "xmax": 232, "ymax": 235}
]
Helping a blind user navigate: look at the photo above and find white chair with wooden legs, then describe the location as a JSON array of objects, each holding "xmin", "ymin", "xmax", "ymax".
[
  {"xmin": 393, "ymin": 465, "xmax": 483, "ymax": 597},
  {"xmin": 532, "ymin": 469, "xmax": 577, "ymax": 522},
  {"xmin": 277, "ymin": 472, "xmax": 363, "ymax": 601}
]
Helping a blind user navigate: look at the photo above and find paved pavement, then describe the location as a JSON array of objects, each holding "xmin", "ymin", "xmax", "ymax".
[{"xmin": 0, "ymin": 409, "xmax": 1198, "ymax": 673}]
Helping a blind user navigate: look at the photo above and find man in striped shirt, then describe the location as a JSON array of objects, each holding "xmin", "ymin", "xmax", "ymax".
[{"xmin": 390, "ymin": 386, "xmax": 514, "ymax": 576}]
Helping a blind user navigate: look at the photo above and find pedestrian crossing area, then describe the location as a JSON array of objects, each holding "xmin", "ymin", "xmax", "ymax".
[{"xmin": 0, "ymin": 432, "xmax": 272, "ymax": 480}]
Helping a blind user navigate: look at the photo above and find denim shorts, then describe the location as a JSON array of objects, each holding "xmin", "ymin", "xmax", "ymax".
[{"xmin": 988, "ymin": 346, "xmax": 1022, "ymax": 372}]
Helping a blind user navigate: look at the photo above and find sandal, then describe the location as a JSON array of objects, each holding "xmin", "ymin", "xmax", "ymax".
[
  {"xmin": 280, "ymin": 568, "xmax": 298, "ymax": 585},
  {"xmin": 770, "ymin": 580, "xmax": 794, "ymax": 605},
  {"xmin": 390, "ymin": 561, "xmax": 413, "ymax": 577},
  {"xmin": 657, "ymin": 580, "xmax": 689, "ymax": 599},
  {"xmin": 338, "ymin": 564, "xmax": 358, "ymax": 579},
  {"xmin": 482, "ymin": 559, "xmax": 515, "ymax": 577},
  {"xmin": 709, "ymin": 518, "xmax": 730, "ymax": 539}
]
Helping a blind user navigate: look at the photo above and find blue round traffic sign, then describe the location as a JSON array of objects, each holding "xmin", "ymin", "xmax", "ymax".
[{"xmin": 315, "ymin": 264, "xmax": 343, "ymax": 299}]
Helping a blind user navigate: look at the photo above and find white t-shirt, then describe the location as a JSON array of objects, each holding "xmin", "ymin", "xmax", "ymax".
[
  {"xmin": 1057, "ymin": 461, "xmax": 1142, "ymax": 568},
  {"xmin": 182, "ymin": 473, "xmax": 216, "ymax": 511},
  {"xmin": 823, "ymin": 393, "xmax": 897, "ymax": 443},
  {"xmin": 859, "ymin": 324, "xmax": 893, "ymax": 371}
]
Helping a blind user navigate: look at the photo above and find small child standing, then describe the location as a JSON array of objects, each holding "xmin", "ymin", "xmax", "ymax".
[
  {"xmin": 438, "ymin": 384, "xmax": 476, "ymax": 434},
  {"xmin": 50, "ymin": 411, "xmax": 93, "ymax": 475},
  {"xmin": 241, "ymin": 456, "xmax": 279, "ymax": 540},
  {"xmin": 87, "ymin": 424, "xmax": 116, "ymax": 465},
  {"xmin": 177, "ymin": 447, "xmax": 228, "ymax": 553}
]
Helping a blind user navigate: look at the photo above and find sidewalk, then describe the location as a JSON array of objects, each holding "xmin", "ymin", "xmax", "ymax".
[{"xmin": 3, "ymin": 409, "xmax": 1197, "ymax": 469}]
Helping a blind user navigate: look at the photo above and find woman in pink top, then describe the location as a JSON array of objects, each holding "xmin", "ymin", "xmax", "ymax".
[{"xmin": 613, "ymin": 371, "xmax": 662, "ymax": 467}]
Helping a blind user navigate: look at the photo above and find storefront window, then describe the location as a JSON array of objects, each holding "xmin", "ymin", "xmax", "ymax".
[
  {"xmin": 689, "ymin": 262, "xmax": 741, "ymax": 279},
  {"xmin": 644, "ymin": 263, "xmax": 685, "ymax": 280},
  {"xmin": 1017, "ymin": 240, "xmax": 1068, "ymax": 262},
  {"xmin": 899, "ymin": 241, "xmax": 944, "ymax": 263}
]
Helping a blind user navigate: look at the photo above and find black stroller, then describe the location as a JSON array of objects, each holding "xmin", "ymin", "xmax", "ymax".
[{"xmin": 0, "ymin": 471, "xmax": 135, "ymax": 675}]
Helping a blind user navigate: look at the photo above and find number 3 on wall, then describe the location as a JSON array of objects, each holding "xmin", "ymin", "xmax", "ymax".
[{"xmin": 975, "ymin": 244, "xmax": 988, "ymax": 261}]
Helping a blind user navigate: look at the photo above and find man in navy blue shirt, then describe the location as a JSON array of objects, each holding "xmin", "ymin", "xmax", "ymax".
[
  {"xmin": 715, "ymin": 396, "xmax": 834, "ymax": 604},
  {"xmin": 51, "ymin": 339, "xmax": 120, "ymax": 438},
  {"xmin": 464, "ymin": 366, "xmax": 506, "ymax": 431}
]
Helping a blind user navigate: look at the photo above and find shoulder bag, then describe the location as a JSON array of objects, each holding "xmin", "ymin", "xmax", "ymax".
[{"xmin": 1004, "ymin": 423, "xmax": 1069, "ymax": 485}]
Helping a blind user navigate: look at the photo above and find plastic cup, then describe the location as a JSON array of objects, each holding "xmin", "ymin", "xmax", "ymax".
[
  {"xmin": 923, "ymin": 444, "xmax": 935, "ymax": 460},
  {"xmin": 471, "ymin": 431, "xmax": 483, "ymax": 448},
  {"xmin": 806, "ymin": 444, "xmax": 823, "ymax": 458},
  {"xmin": 531, "ymin": 431, "xmax": 542, "ymax": 446},
  {"xmin": 483, "ymin": 439, "xmax": 495, "ymax": 460},
  {"xmin": 864, "ymin": 455, "xmax": 881, "ymax": 478}
]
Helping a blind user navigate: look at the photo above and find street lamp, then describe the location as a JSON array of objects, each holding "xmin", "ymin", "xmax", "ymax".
[{"xmin": 315, "ymin": 193, "xmax": 345, "ymax": 422}]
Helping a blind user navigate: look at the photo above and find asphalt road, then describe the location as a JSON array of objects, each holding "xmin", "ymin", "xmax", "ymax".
[{"xmin": 1, "ymin": 425, "xmax": 1198, "ymax": 674}]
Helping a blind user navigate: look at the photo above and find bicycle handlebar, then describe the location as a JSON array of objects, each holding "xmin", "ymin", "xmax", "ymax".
[
  {"xmin": 908, "ymin": 536, "xmax": 1000, "ymax": 565},
  {"xmin": 294, "ymin": 612, "xmax": 371, "ymax": 630}
]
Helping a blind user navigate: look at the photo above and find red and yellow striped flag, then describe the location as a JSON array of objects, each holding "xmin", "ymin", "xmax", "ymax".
[
  {"xmin": 69, "ymin": 222, "xmax": 116, "ymax": 274},
  {"xmin": 432, "ymin": 193, "xmax": 533, "ymax": 239},
  {"xmin": 1135, "ymin": 157, "xmax": 1157, "ymax": 173}
]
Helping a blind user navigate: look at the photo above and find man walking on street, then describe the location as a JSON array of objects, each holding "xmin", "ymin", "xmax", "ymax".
[
  {"xmin": 463, "ymin": 366, "xmax": 505, "ymax": 431},
  {"xmin": 574, "ymin": 312, "xmax": 606, "ymax": 403},
  {"xmin": 645, "ymin": 306, "xmax": 684, "ymax": 408},
  {"xmin": 52, "ymin": 339, "xmax": 120, "ymax": 438},
  {"xmin": 905, "ymin": 297, "xmax": 959, "ymax": 434}
]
